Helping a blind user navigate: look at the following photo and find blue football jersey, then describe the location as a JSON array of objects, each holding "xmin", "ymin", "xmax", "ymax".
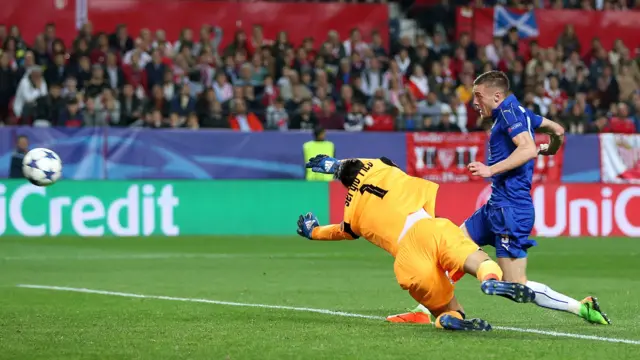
[{"xmin": 487, "ymin": 95, "xmax": 542, "ymax": 208}]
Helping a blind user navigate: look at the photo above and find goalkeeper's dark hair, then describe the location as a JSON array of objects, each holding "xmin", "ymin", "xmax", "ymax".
[{"xmin": 334, "ymin": 159, "xmax": 364, "ymax": 188}]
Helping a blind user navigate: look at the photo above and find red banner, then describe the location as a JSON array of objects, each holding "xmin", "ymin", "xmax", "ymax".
[
  {"xmin": 435, "ymin": 183, "xmax": 640, "ymax": 237},
  {"xmin": 330, "ymin": 181, "xmax": 640, "ymax": 237},
  {"xmin": 406, "ymin": 132, "xmax": 487, "ymax": 182},
  {"xmin": 2, "ymin": 0, "xmax": 389, "ymax": 48},
  {"xmin": 458, "ymin": 7, "xmax": 640, "ymax": 54}
]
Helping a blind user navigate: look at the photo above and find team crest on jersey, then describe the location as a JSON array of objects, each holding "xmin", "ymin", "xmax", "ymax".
[{"xmin": 437, "ymin": 149, "xmax": 455, "ymax": 169}]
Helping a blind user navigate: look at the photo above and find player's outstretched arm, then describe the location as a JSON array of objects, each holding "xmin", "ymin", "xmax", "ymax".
[
  {"xmin": 297, "ymin": 213, "xmax": 355, "ymax": 241},
  {"xmin": 536, "ymin": 118, "xmax": 565, "ymax": 156}
]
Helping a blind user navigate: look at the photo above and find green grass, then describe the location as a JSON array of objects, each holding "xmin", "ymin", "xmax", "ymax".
[{"xmin": 0, "ymin": 236, "xmax": 639, "ymax": 359}]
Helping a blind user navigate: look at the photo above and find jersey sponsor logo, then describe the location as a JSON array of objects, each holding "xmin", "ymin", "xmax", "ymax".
[{"xmin": 507, "ymin": 122, "xmax": 522, "ymax": 133}]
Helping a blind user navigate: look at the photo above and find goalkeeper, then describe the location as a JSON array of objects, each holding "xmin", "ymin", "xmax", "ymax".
[{"xmin": 297, "ymin": 155, "xmax": 536, "ymax": 331}]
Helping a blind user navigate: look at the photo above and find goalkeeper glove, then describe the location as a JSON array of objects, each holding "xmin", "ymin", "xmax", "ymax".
[
  {"xmin": 305, "ymin": 155, "xmax": 340, "ymax": 174},
  {"xmin": 297, "ymin": 212, "xmax": 319, "ymax": 239}
]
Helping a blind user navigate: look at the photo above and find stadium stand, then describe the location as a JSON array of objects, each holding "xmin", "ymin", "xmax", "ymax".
[{"xmin": 1, "ymin": 1, "xmax": 639, "ymax": 133}]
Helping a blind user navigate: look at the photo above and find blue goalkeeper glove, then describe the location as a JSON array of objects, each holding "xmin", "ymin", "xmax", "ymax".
[
  {"xmin": 306, "ymin": 155, "xmax": 340, "ymax": 174},
  {"xmin": 297, "ymin": 212, "xmax": 319, "ymax": 239}
]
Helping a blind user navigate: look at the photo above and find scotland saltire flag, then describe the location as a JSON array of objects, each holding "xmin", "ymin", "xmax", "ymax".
[{"xmin": 493, "ymin": 6, "xmax": 539, "ymax": 39}]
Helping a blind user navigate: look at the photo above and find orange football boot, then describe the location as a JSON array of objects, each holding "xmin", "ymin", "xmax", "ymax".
[{"xmin": 386, "ymin": 305, "xmax": 432, "ymax": 324}]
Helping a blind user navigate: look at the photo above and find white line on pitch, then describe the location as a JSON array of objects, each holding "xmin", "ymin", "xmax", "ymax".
[
  {"xmin": 1, "ymin": 253, "xmax": 346, "ymax": 261},
  {"xmin": 17, "ymin": 284, "xmax": 640, "ymax": 346}
]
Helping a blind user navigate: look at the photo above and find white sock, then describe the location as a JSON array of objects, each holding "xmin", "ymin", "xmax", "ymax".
[{"xmin": 526, "ymin": 280, "xmax": 582, "ymax": 315}]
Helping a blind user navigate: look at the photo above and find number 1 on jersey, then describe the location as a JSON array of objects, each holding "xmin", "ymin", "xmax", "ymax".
[{"xmin": 359, "ymin": 184, "xmax": 388, "ymax": 199}]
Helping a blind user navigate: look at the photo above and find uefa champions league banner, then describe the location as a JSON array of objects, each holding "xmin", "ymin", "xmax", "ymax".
[
  {"xmin": 0, "ymin": 180, "xmax": 329, "ymax": 236},
  {"xmin": 0, "ymin": 128, "xmax": 407, "ymax": 180},
  {"xmin": 0, "ymin": 127, "xmax": 599, "ymax": 181},
  {"xmin": 600, "ymin": 134, "xmax": 640, "ymax": 184}
]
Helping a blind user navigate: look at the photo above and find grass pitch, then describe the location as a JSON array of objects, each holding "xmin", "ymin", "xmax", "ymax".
[{"xmin": 0, "ymin": 236, "xmax": 639, "ymax": 359}]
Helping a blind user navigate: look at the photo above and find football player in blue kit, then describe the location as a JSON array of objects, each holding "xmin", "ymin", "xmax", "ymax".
[{"xmin": 388, "ymin": 71, "xmax": 610, "ymax": 325}]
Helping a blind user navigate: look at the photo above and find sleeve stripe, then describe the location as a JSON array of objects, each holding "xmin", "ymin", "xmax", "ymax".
[{"xmin": 511, "ymin": 103, "xmax": 533, "ymax": 139}]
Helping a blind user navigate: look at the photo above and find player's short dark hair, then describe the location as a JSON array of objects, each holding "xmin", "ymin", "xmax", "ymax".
[
  {"xmin": 335, "ymin": 159, "xmax": 364, "ymax": 188},
  {"xmin": 473, "ymin": 70, "xmax": 510, "ymax": 93}
]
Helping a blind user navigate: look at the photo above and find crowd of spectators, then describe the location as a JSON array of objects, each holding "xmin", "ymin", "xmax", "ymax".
[{"xmin": 0, "ymin": 15, "xmax": 639, "ymax": 133}]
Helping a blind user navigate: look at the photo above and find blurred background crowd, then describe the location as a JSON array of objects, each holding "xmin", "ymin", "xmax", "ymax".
[{"xmin": 1, "ymin": 0, "xmax": 639, "ymax": 134}]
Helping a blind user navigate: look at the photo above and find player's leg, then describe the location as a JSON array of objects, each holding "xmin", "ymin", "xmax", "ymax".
[
  {"xmin": 497, "ymin": 256, "xmax": 611, "ymax": 325},
  {"xmin": 394, "ymin": 255, "xmax": 492, "ymax": 331},
  {"xmin": 482, "ymin": 206, "xmax": 610, "ymax": 324},
  {"xmin": 391, "ymin": 231, "xmax": 491, "ymax": 330},
  {"xmin": 434, "ymin": 219, "xmax": 535, "ymax": 303}
]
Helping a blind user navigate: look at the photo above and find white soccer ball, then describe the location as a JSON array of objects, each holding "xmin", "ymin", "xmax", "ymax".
[{"xmin": 22, "ymin": 148, "xmax": 63, "ymax": 187}]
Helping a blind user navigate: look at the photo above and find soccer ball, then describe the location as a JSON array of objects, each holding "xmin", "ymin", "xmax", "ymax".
[{"xmin": 22, "ymin": 148, "xmax": 63, "ymax": 187}]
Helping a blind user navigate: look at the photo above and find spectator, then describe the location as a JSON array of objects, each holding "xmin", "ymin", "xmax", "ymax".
[
  {"xmin": 90, "ymin": 33, "xmax": 112, "ymax": 65},
  {"xmin": 85, "ymin": 65, "xmax": 109, "ymax": 100},
  {"xmin": 455, "ymin": 74, "xmax": 474, "ymax": 104},
  {"xmin": 546, "ymin": 76, "xmax": 568, "ymax": 113},
  {"xmin": 290, "ymin": 99, "xmax": 318, "ymax": 130},
  {"xmin": 161, "ymin": 70, "xmax": 176, "ymax": 101},
  {"xmin": 9, "ymin": 135, "xmax": 29, "ymax": 178},
  {"xmin": 119, "ymin": 84, "xmax": 143, "ymax": 126},
  {"xmin": 83, "ymin": 97, "xmax": 104, "ymax": 126},
  {"xmin": 586, "ymin": 114, "xmax": 610, "ymax": 133},
  {"xmin": 224, "ymin": 30, "xmax": 249, "ymax": 58},
  {"xmin": 95, "ymin": 88, "xmax": 121, "ymax": 126},
  {"xmin": 152, "ymin": 29, "xmax": 174, "ymax": 57},
  {"xmin": 365, "ymin": 99, "xmax": 394, "ymax": 131},
  {"xmin": 62, "ymin": 76, "xmax": 79, "ymax": 100},
  {"xmin": 344, "ymin": 101, "xmax": 366, "ymax": 132},
  {"xmin": 104, "ymin": 52, "xmax": 125, "ymax": 90},
  {"xmin": 146, "ymin": 49, "xmax": 167, "ymax": 91},
  {"xmin": 0, "ymin": 52, "xmax": 18, "ymax": 123},
  {"xmin": 450, "ymin": 95, "xmax": 468, "ymax": 133},
  {"xmin": 617, "ymin": 64, "xmax": 638, "ymax": 102},
  {"xmin": 557, "ymin": 24, "xmax": 581, "ymax": 55},
  {"xmin": 144, "ymin": 109, "xmax": 165, "ymax": 128},
  {"xmin": 170, "ymin": 84, "xmax": 196, "ymax": 124},
  {"xmin": 261, "ymin": 75, "xmax": 279, "ymax": 108},
  {"xmin": 435, "ymin": 104, "xmax": 462, "ymax": 132},
  {"xmin": 408, "ymin": 64, "xmax": 429, "ymax": 101},
  {"xmin": 609, "ymin": 102, "xmax": 636, "ymax": 133},
  {"xmin": 229, "ymin": 99, "xmax": 262, "ymax": 132},
  {"xmin": 266, "ymin": 96, "xmax": 289, "ymax": 131},
  {"xmin": 213, "ymin": 72, "xmax": 233, "ymax": 103},
  {"xmin": 562, "ymin": 102, "xmax": 588, "ymax": 134},
  {"xmin": 186, "ymin": 112, "xmax": 200, "ymax": 130},
  {"xmin": 34, "ymin": 83, "xmax": 64, "ymax": 126},
  {"xmin": 395, "ymin": 48, "xmax": 411, "ymax": 75},
  {"xmin": 417, "ymin": 92, "xmax": 443, "ymax": 125},
  {"xmin": 122, "ymin": 52, "xmax": 148, "ymax": 97},
  {"xmin": 44, "ymin": 53, "xmax": 68, "ymax": 87},
  {"xmin": 109, "ymin": 24, "xmax": 134, "ymax": 54},
  {"xmin": 317, "ymin": 98, "xmax": 344, "ymax": 130},
  {"xmin": 13, "ymin": 66, "xmax": 47, "ymax": 120},
  {"xmin": 59, "ymin": 98, "xmax": 84, "ymax": 127}
]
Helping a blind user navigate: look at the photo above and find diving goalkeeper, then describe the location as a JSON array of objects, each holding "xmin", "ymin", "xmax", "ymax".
[{"xmin": 296, "ymin": 155, "xmax": 536, "ymax": 331}]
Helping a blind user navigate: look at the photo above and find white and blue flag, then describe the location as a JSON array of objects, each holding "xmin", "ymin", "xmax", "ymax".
[{"xmin": 493, "ymin": 6, "xmax": 539, "ymax": 39}]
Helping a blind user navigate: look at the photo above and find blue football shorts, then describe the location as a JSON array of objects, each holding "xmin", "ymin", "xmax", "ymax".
[{"xmin": 463, "ymin": 204, "xmax": 537, "ymax": 259}]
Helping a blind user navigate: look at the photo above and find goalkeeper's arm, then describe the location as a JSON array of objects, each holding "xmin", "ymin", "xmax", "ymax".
[{"xmin": 311, "ymin": 223, "xmax": 357, "ymax": 241}]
